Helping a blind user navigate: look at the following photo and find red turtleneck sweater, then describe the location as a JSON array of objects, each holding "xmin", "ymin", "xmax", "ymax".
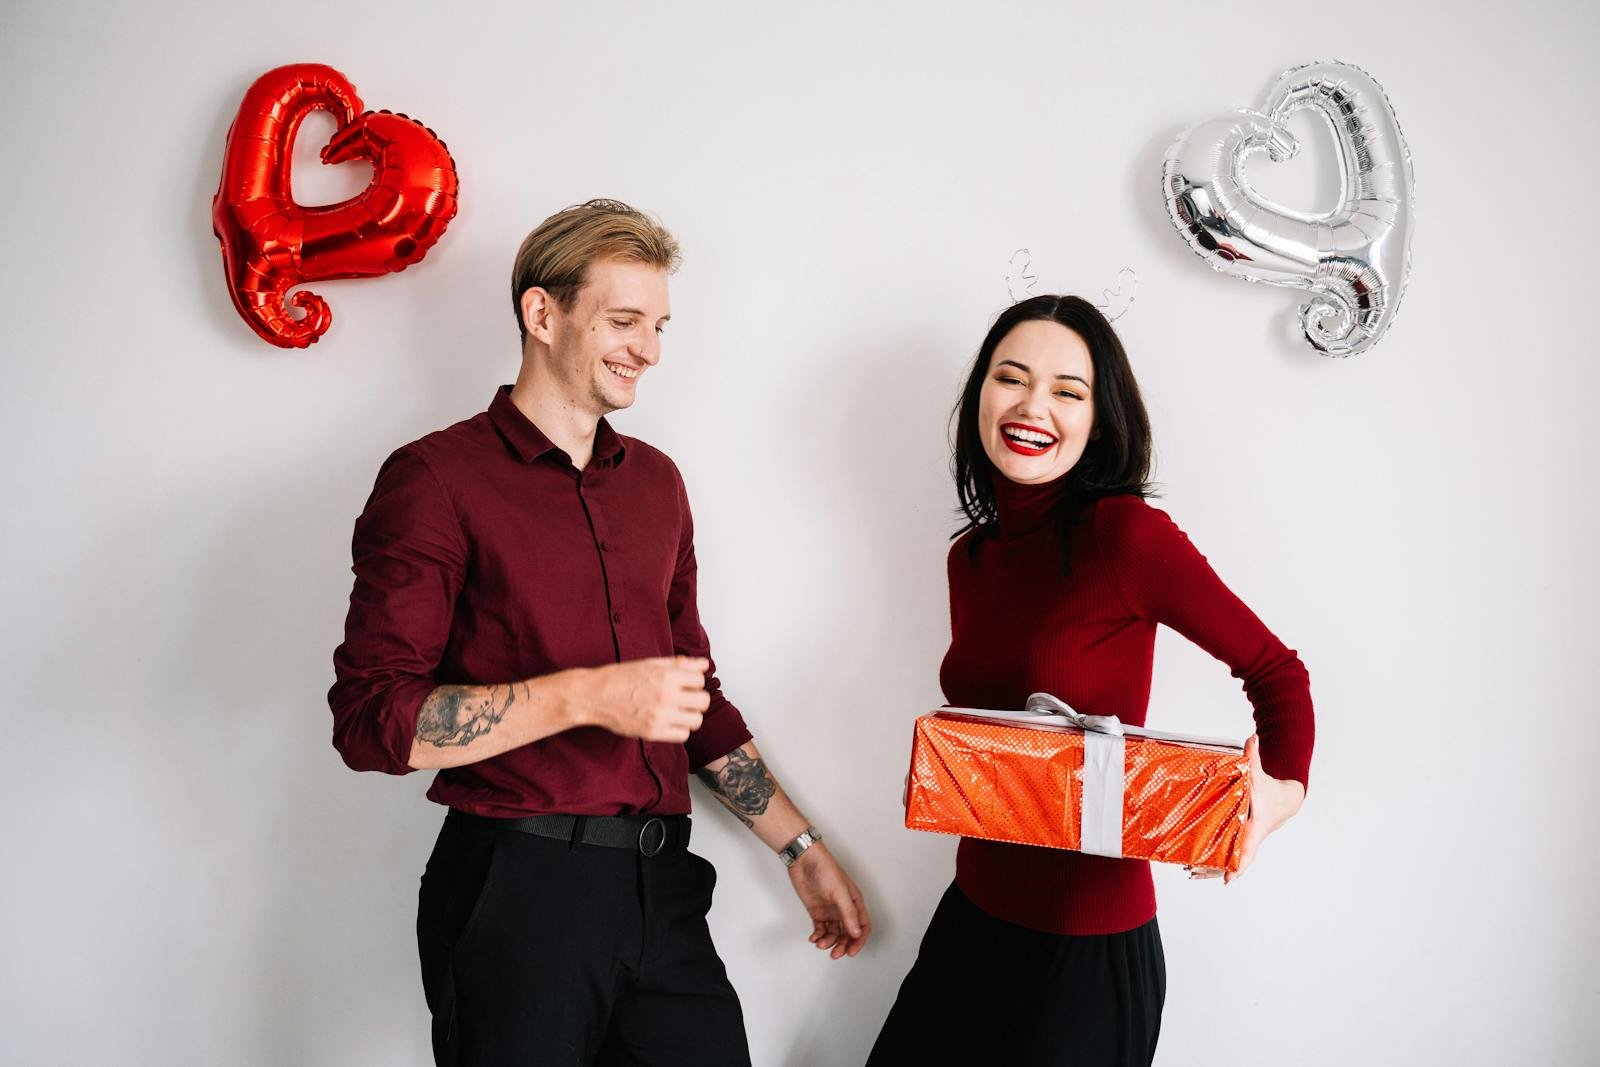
[{"xmin": 940, "ymin": 478, "xmax": 1314, "ymax": 935}]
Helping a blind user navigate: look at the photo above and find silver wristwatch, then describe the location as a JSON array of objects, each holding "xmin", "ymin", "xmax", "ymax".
[{"xmin": 778, "ymin": 826, "xmax": 822, "ymax": 867}]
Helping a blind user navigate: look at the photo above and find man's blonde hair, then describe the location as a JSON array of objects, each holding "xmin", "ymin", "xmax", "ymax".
[{"xmin": 510, "ymin": 199, "xmax": 681, "ymax": 342}]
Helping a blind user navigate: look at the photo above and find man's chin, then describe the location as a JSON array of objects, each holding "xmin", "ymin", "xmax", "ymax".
[{"xmin": 590, "ymin": 386, "xmax": 634, "ymax": 415}]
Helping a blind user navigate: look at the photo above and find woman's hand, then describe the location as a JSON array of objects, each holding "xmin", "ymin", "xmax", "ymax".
[{"xmin": 1186, "ymin": 734, "xmax": 1304, "ymax": 885}]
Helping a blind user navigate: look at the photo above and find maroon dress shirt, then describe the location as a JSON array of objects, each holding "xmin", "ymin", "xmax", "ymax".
[{"xmin": 329, "ymin": 386, "xmax": 753, "ymax": 817}]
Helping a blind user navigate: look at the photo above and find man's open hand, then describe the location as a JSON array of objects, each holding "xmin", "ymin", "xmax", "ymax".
[{"xmin": 788, "ymin": 843, "xmax": 871, "ymax": 959}]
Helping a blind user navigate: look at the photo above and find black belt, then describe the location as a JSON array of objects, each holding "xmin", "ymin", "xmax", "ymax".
[{"xmin": 448, "ymin": 809, "xmax": 690, "ymax": 857}]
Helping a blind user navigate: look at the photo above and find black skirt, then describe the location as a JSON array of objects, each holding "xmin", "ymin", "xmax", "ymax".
[{"xmin": 868, "ymin": 882, "xmax": 1165, "ymax": 1067}]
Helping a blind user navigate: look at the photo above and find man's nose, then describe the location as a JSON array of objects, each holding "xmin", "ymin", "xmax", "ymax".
[{"xmin": 633, "ymin": 332, "xmax": 661, "ymax": 366}]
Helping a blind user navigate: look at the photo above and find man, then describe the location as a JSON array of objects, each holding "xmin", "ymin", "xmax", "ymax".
[{"xmin": 329, "ymin": 199, "xmax": 870, "ymax": 1065}]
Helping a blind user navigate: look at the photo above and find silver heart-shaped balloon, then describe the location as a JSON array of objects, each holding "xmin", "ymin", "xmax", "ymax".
[{"xmin": 1162, "ymin": 61, "xmax": 1415, "ymax": 357}]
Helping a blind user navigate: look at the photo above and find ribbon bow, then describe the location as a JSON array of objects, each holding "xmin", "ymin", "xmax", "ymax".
[{"xmin": 1024, "ymin": 692, "xmax": 1126, "ymax": 737}]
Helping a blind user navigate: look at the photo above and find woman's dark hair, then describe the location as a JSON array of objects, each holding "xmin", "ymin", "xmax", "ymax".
[{"xmin": 953, "ymin": 294, "xmax": 1154, "ymax": 540}]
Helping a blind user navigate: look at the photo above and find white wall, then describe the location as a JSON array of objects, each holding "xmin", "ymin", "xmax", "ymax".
[{"xmin": 4, "ymin": 2, "xmax": 1597, "ymax": 1064}]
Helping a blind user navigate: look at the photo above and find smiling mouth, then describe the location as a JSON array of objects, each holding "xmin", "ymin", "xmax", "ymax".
[
  {"xmin": 1001, "ymin": 423, "xmax": 1057, "ymax": 456},
  {"xmin": 604, "ymin": 361, "xmax": 640, "ymax": 381}
]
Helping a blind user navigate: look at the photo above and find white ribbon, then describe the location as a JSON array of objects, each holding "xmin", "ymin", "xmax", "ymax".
[{"xmin": 1023, "ymin": 693, "xmax": 1126, "ymax": 859}]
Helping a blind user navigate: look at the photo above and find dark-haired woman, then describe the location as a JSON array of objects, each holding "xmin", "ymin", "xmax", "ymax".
[{"xmin": 868, "ymin": 296, "xmax": 1314, "ymax": 1066}]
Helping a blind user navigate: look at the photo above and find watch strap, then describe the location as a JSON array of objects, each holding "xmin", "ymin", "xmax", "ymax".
[{"xmin": 779, "ymin": 825, "xmax": 822, "ymax": 867}]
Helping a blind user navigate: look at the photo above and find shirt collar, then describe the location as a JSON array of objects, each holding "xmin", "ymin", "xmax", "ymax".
[
  {"xmin": 488, "ymin": 385, "xmax": 627, "ymax": 468},
  {"xmin": 592, "ymin": 418, "xmax": 626, "ymax": 466}
]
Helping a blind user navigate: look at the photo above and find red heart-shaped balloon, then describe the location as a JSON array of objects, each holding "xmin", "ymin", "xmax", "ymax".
[{"xmin": 212, "ymin": 63, "xmax": 459, "ymax": 349}]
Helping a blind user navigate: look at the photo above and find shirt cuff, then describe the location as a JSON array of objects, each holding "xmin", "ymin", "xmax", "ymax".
[{"xmin": 684, "ymin": 702, "xmax": 753, "ymax": 770}]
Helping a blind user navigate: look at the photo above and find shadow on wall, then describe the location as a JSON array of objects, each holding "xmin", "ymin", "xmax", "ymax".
[
  {"xmin": 148, "ymin": 79, "xmax": 508, "ymax": 1063},
  {"xmin": 166, "ymin": 405, "xmax": 502, "ymax": 1053},
  {"xmin": 152, "ymin": 425, "xmax": 440, "ymax": 1065},
  {"xmin": 762, "ymin": 325, "xmax": 966, "ymax": 1066}
]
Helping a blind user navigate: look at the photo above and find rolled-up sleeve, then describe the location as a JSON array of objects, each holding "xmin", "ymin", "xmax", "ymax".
[
  {"xmin": 329, "ymin": 445, "xmax": 467, "ymax": 774},
  {"xmin": 667, "ymin": 468, "xmax": 753, "ymax": 769}
]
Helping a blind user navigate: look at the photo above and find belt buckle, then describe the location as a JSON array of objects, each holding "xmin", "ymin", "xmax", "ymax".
[{"xmin": 637, "ymin": 817, "xmax": 667, "ymax": 857}]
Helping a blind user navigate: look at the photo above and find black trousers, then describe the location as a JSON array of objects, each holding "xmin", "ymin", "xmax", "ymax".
[
  {"xmin": 869, "ymin": 883, "xmax": 1166, "ymax": 1067},
  {"xmin": 417, "ymin": 812, "xmax": 750, "ymax": 1066}
]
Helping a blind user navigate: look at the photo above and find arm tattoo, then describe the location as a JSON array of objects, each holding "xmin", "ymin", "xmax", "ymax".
[
  {"xmin": 415, "ymin": 683, "xmax": 515, "ymax": 747},
  {"xmin": 695, "ymin": 749, "xmax": 777, "ymax": 827},
  {"xmin": 695, "ymin": 768, "xmax": 752, "ymax": 826}
]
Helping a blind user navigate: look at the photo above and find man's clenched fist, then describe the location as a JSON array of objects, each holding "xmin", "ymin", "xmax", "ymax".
[{"xmin": 581, "ymin": 656, "xmax": 711, "ymax": 742}]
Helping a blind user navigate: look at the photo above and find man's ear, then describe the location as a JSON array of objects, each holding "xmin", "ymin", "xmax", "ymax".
[{"xmin": 520, "ymin": 287, "xmax": 557, "ymax": 346}]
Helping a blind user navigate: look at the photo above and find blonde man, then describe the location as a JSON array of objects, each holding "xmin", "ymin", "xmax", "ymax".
[{"xmin": 331, "ymin": 200, "xmax": 870, "ymax": 1065}]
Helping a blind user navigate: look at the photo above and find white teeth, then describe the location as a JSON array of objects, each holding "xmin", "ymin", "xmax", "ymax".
[
  {"xmin": 1004, "ymin": 427, "xmax": 1055, "ymax": 448},
  {"xmin": 606, "ymin": 363, "xmax": 639, "ymax": 380}
]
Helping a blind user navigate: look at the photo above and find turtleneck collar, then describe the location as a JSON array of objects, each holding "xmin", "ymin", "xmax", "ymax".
[{"xmin": 992, "ymin": 471, "xmax": 1075, "ymax": 539}]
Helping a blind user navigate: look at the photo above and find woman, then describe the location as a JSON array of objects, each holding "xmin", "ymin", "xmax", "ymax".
[{"xmin": 869, "ymin": 296, "xmax": 1314, "ymax": 1066}]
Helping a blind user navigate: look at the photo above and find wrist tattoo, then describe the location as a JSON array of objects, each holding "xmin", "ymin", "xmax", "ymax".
[
  {"xmin": 695, "ymin": 749, "xmax": 777, "ymax": 827},
  {"xmin": 415, "ymin": 684, "xmax": 517, "ymax": 747}
]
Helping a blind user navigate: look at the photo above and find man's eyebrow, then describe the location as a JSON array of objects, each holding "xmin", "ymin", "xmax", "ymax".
[{"xmin": 997, "ymin": 359, "xmax": 1088, "ymax": 386}]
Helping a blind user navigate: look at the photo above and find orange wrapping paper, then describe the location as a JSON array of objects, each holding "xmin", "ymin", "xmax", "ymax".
[{"xmin": 905, "ymin": 711, "xmax": 1251, "ymax": 871}]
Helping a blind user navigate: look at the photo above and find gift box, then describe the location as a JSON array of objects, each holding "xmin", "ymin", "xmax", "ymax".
[{"xmin": 905, "ymin": 693, "xmax": 1251, "ymax": 871}]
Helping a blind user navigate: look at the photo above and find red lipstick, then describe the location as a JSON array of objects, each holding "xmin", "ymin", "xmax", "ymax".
[{"xmin": 1000, "ymin": 421, "xmax": 1057, "ymax": 457}]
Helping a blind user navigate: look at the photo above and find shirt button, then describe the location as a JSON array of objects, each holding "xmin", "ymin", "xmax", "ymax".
[
  {"xmin": 612, "ymin": 611, "xmax": 623, "ymax": 624},
  {"xmin": 600, "ymin": 540, "xmax": 613, "ymax": 552}
]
